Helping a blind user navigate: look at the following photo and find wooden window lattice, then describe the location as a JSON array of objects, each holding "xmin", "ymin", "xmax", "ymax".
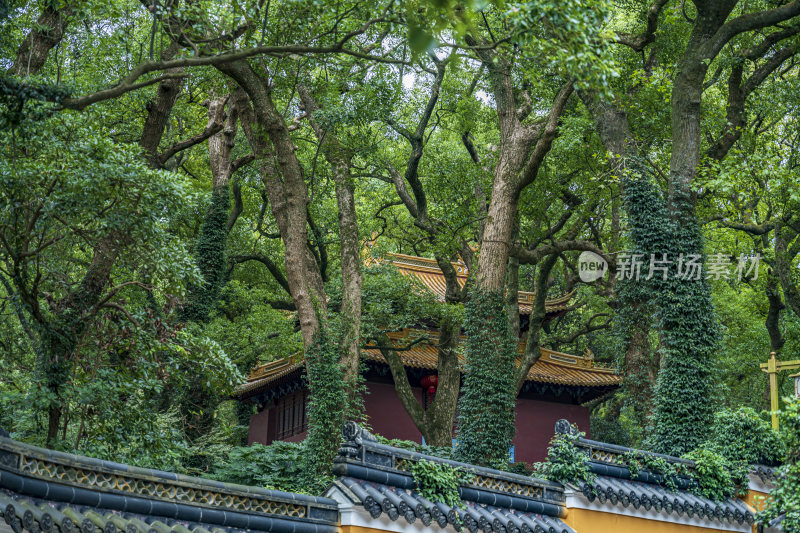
[{"xmin": 276, "ymin": 390, "xmax": 308, "ymax": 439}]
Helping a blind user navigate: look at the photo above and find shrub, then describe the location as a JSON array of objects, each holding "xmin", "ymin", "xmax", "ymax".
[
  {"xmin": 707, "ymin": 407, "xmax": 784, "ymax": 466},
  {"xmin": 410, "ymin": 459, "xmax": 465, "ymax": 509},
  {"xmin": 682, "ymin": 447, "xmax": 737, "ymax": 500},
  {"xmin": 210, "ymin": 441, "xmax": 330, "ymax": 494},
  {"xmin": 532, "ymin": 428, "xmax": 594, "ymax": 485},
  {"xmin": 758, "ymin": 399, "xmax": 800, "ymax": 531}
]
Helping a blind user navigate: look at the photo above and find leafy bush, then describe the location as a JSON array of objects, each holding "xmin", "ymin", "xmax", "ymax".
[
  {"xmin": 707, "ymin": 407, "xmax": 784, "ymax": 466},
  {"xmin": 410, "ymin": 459, "xmax": 465, "ymax": 509},
  {"xmin": 758, "ymin": 399, "xmax": 800, "ymax": 531},
  {"xmin": 682, "ymin": 447, "xmax": 738, "ymax": 501},
  {"xmin": 532, "ymin": 428, "xmax": 594, "ymax": 485},
  {"xmin": 210, "ymin": 441, "xmax": 330, "ymax": 494}
]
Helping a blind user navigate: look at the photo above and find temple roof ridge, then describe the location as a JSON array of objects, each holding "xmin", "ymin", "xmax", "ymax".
[
  {"xmin": 551, "ymin": 419, "xmax": 755, "ymax": 527},
  {"xmin": 328, "ymin": 422, "xmax": 576, "ymax": 533},
  {"xmin": 237, "ymin": 332, "xmax": 620, "ymax": 399},
  {"xmin": 367, "ymin": 251, "xmax": 575, "ymax": 315}
]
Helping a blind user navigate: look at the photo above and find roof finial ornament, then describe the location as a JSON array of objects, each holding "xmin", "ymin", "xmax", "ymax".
[
  {"xmin": 339, "ymin": 421, "xmax": 377, "ymax": 459},
  {"xmin": 554, "ymin": 419, "xmax": 577, "ymax": 435}
]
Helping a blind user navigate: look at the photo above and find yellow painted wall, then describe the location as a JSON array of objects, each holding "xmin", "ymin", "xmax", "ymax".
[
  {"xmin": 563, "ymin": 508, "xmax": 740, "ymax": 533},
  {"xmin": 743, "ymin": 489, "xmax": 770, "ymax": 513},
  {"xmin": 341, "ymin": 526, "xmax": 390, "ymax": 533}
]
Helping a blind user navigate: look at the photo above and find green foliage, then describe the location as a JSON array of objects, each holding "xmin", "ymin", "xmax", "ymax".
[
  {"xmin": 455, "ymin": 290, "xmax": 517, "ymax": 468},
  {"xmin": 759, "ymin": 399, "xmax": 800, "ymax": 531},
  {"xmin": 532, "ymin": 429, "xmax": 595, "ymax": 485},
  {"xmin": 409, "ymin": 459, "xmax": 465, "ymax": 509},
  {"xmin": 621, "ymin": 165, "xmax": 719, "ymax": 455},
  {"xmin": 210, "ymin": 441, "xmax": 329, "ymax": 494},
  {"xmin": 302, "ymin": 325, "xmax": 350, "ymax": 479},
  {"xmin": 356, "ymin": 264, "xmax": 459, "ymax": 338},
  {"xmin": 706, "ymin": 407, "xmax": 784, "ymax": 467},
  {"xmin": 0, "ymin": 75, "xmax": 69, "ymax": 126},
  {"xmin": 682, "ymin": 447, "xmax": 738, "ymax": 501},
  {"xmin": 180, "ymin": 186, "xmax": 231, "ymax": 323}
]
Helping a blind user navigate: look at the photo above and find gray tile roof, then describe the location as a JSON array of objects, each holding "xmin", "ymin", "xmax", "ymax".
[
  {"xmin": 553, "ymin": 419, "xmax": 756, "ymax": 527},
  {"xmin": 0, "ymin": 435, "xmax": 338, "ymax": 533},
  {"xmin": 578, "ymin": 476, "xmax": 753, "ymax": 526},
  {"xmin": 334, "ymin": 478, "xmax": 574, "ymax": 533},
  {"xmin": 331, "ymin": 422, "xmax": 574, "ymax": 533}
]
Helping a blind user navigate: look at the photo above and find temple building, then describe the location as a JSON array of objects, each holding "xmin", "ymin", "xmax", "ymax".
[{"xmin": 235, "ymin": 253, "xmax": 621, "ymax": 464}]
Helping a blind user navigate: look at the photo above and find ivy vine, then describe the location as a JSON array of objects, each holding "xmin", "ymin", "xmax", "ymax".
[
  {"xmin": 758, "ymin": 399, "xmax": 800, "ymax": 531},
  {"xmin": 455, "ymin": 290, "xmax": 518, "ymax": 468},
  {"xmin": 621, "ymin": 162, "xmax": 719, "ymax": 456},
  {"xmin": 410, "ymin": 459, "xmax": 465, "ymax": 510},
  {"xmin": 180, "ymin": 185, "xmax": 231, "ymax": 323},
  {"xmin": 532, "ymin": 427, "xmax": 595, "ymax": 486},
  {"xmin": 302, "ymin": 325, "xmax": 350, "ymax": 479}
]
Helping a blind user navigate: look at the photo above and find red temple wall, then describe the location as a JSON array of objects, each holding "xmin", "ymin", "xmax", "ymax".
[
  {"xmin": 512, "ymin": 397, "xmax": 591, "ymax": 464},
  {"xmin": 364, "ymin": 382, "xmax": 425, "ymax": 442},
  {"xmin": 248, "ymin": 380, "xmax": 591, "ymax": 464}
]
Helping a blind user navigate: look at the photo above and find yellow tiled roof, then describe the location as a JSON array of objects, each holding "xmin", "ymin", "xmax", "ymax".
[
  {"xmin": 236, "ymin": 329, "xmax": 620, "ymax": 398},
  {"xmin": 373, "ymin": 253, "xmax": 574, "ymax": 315}
]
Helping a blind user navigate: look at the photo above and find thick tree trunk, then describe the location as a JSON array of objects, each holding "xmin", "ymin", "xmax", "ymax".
[
  {"xmin": 516, "ymin": 254, "xmax": 558, "ymax": 393},
  {"xmin": 476, "ymin": 177, "xmax": 520, "ymax": 290},
  {"xmin": 207, "ymin": 96, "xmax": 238, "ymax": 190},
  {"xmin": 764, "ymin": 273, "xmax": 786, "ymax": 353},
  {"xmin": 40, "ymin": 232, "xmax": 125, "ymax": 446},
  {"xmin": 377, "ymin": 320, "xmax": 460, "ymax": 447},
  {"xmin": 579, "ymin": 92, "xmax": 661, "ymax": 432},
  {"xmin": 9, "ymin": 4, "xmax": 72, "ymax": 77},
  {"xmin": 297, "ymin": 86, "xmax": 363, "ymax": 407},
  {"xmin": 220, "ymin": 62, "xmax": 326, "ymax": 347},
  {"xmin": 139, "ymin": 43, "xmax": 183, "ymax": 167}
]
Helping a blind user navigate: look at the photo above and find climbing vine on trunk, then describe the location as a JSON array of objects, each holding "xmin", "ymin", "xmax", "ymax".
[
  {"xmin": 180, "ymin": 185, "xmax": 230, "ymax": 324},
  {"xmin": 455, "ymin": 290, "xmax": 517, "ymax": 468},
  {"xmin": 621, "ymin": 162, "xmax": 719, "ymax": 456},
  {"xmin": 302, "ymin": 324, "xmax": 362, "ymax": 479}
]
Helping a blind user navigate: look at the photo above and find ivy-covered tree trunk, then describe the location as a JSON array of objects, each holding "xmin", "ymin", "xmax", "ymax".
[
  {"xmin": 180, "ymin": 97, "xmax": 237, "ymax": 324},
  {"xmin": 455, "ymin": 34, "xmax": 572, "ymax": 466},
  {"xmin": 622, "ymin": 168, "xmax": 719, "ymax": 456},
  {"xmin": 223, "ymin": 64, "xmax": 357, "ymax": 475},
  {"xmin": 38, "ymin": 232, "xmax": 126, "ymax": 444},
  {"xmin": 455, "ymin": 291, "xmax": 518, "ymax": 467}
]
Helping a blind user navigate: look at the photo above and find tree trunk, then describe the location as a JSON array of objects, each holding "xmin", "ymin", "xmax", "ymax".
[
  {"xmin": 516, "ymin": 254, "xmax": 558, "ymax": 392},
  {"xmin": 220, "ymin": 62, "xmax": 326, "ymax": 347},
  {"xmin": 9, "ymin": 4, "xmax": 72, "ymax": 77},
  {"xmin": 178, "ymin": 97, "xmax": 236, "ymax": 324},
  {"xmin": 764, "ymin": 272, "xmax": 786, "ymax": 353},
  {"xmin": 139, "ymin": 43, "xmax": 183, "ymax": 167},
  {"xmin": 297, "ymin": 86, "xmax": 363, "ymax": 409}
]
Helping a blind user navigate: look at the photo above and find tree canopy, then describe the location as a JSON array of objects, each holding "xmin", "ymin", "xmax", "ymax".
[{"xmin": 0, "ymin": 0, "xmax": 799, "ymax": 509}]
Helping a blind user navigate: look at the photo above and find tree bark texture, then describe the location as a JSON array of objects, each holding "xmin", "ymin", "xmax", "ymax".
[
  {"xmin": 297, "ymin": 85, "xmax": 363, "ymax": 407},
  {"xmin": 221, "ymin": 62, "xmax": 326, "ymax": 348},
  {"xmin": 9, "ymin": 4, "xmax": 72, "ymax": 77}
]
